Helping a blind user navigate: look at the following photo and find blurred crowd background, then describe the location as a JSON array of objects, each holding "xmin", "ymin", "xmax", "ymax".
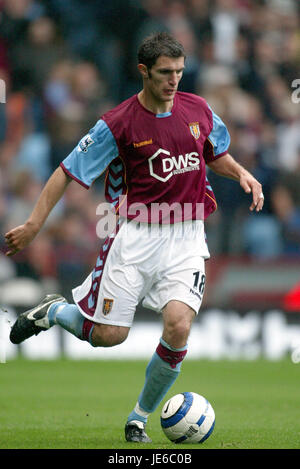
[{"xmin": 0, "ymin": 0, "xmax": 299, "ymax": 303}]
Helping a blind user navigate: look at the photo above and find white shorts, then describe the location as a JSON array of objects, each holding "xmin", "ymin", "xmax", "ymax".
[{"xmin": 72, "ymin": 219, "xmax": 210, "ymax": 327}]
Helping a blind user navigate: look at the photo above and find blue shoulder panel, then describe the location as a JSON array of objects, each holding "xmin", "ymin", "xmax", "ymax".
[
  {"xmin": 62, "ymin": 119, "xmax": 118, "ymax": 188},
  {"xmin": 207, "ymin": 109, "xmax": 230, "ymax": 156}
]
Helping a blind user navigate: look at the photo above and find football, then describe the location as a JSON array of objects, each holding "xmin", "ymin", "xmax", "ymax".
[{"xmin": 160, "ymin": 392, "xmax": 215, "ymax": 443}]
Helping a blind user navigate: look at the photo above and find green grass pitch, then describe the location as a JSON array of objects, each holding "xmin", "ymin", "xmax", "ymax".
[{"xmin": 1, "ymin": 358, "xmax": 300, "ymax": 449}]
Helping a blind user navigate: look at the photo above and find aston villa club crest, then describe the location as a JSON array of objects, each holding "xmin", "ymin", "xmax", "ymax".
[
  {"xmin": 189, "ymin": 122, "xmax": 201, "ymax": 140},
  {"xmin": 103, "ymin": 298, "xmax": 114, "ymax": 315}
]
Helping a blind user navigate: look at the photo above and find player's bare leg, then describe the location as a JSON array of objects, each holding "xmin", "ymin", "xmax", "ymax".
[
  {"xmin": 162, "ymin": 300, "xmax": 195, "ymax": 349},
  {"xmin": 91, "ymin": 324, "xmax": 129, "ymax": 347}
]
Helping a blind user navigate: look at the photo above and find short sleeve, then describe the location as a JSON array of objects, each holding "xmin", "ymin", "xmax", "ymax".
[
  {"xmin": 60, "ymin": 119, "xmax": 118, "ymax": 188},
  {"xmin": 203, "ymin": 109, "xmax": 230, "ymax": 163}
]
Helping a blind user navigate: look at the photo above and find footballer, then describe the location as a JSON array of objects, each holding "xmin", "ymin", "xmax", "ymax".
[{"xmin": 6, "ymin": 32, "xmax": 264, "ymax": 443}]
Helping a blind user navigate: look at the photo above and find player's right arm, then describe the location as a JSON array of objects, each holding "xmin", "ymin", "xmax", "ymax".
[
  {"xmin": 5, "ymin": 119, "xmax": 119, "ymax": 256},
  {"xmin": 5, "ymin": 166, "xmax": 71, "ymax": 256}
]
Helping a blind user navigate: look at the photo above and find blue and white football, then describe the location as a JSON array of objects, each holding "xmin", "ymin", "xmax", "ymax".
[{"xmin": 160, "ymin": 392, "xmax": 215, "ymax": 443}]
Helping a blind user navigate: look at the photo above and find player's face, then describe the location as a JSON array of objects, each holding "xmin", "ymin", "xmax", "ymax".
[{"xmin": 144, "ymin": 55, "xmax": 185, "ymax": 104}]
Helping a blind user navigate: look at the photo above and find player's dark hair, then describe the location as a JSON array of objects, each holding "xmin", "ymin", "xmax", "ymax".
[{"xmin": 138, "ymin": 32, "xmax": 186, "ymax": 69}]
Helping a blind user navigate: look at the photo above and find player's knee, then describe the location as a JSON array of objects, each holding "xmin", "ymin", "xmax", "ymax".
[
  {"xmin": 163, "ymin": 301, "xmax": 195, "ymax": 349},
  {"xmin": 91, "ymin": 324, "xmax": 130, "ymax": 347},
  {"xmin": 164, "ymin": 319, "xmax": 190, "ymax": 348}
]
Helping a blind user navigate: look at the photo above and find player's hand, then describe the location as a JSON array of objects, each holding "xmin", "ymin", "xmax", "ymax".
[
  {"xmin": 4, "ymin": 222, "xmax": 39, "ymax": 256},
  {"xmin": 239, "ymin": 174, "xmax": 264, "ymax": 212}
]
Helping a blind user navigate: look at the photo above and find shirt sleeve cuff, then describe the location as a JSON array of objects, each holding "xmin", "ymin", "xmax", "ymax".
[{"xmin": 60, "ymin": 162, "xmax": 90, "ymax": 189}]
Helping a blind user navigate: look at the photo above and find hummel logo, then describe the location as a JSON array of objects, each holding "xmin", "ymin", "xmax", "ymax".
[{"xmin": 133, "ymin": 139, "xmax": 153, "ymax": 148}]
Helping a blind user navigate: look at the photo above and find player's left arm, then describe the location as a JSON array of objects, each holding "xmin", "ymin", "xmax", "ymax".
[{"xmin": 207, "ymin": 152, "xmax": 264, "ymax": 212}]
